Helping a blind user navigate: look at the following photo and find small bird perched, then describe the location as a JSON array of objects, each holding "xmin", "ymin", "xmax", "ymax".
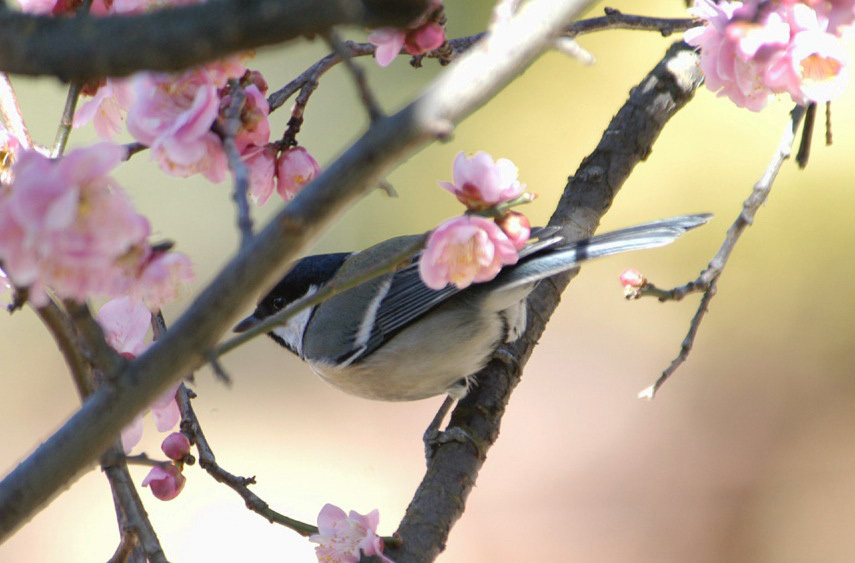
[{"xmin": 234, "ymin": 214, "xmax": 710, "ymax": 402}]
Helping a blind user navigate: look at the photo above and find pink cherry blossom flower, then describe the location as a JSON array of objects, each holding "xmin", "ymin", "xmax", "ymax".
[
  {"xmin": 276, "ymin": 146, "xmax": 321, "ymax": 200},
  {"xmin": 766, "ymin": 30, "xmax": 849, "ymax": 104},
  {"xmin": 151, "ymin": 382, "xmax": 181, "ymax": 432},
  {"xmin": 619, "ymin": 268, "xmax": 646, "ymax": 289},
  {"xmin": 685, "ymin": 0, "xmax": 775, "ymax": 110},
  {"xmin": 135, "ymin": 250, "xmax": 195, "ymax": 310},
  {"xmin": 161, "ymin": 432, "xmax": 191, "ymax": 461},
  {"xmin": 127, "ymin": 67, "xmax": 233, "ymax": 182},
  {"xmin": 686, "ymin": 0, "xmax": 852, "ymax": 110},
  {"xmin": 243, "ymin": 145, "xmax": 277, "ymax": 205},
  {"xmin": 74, "ymin": 79, "xmax": 135, "ymax": 139},
  {"xmin": 494, "ymin": 211, "xmax": 531, "ymax": 250},
  {"xmin": 368, "ymin": 29, "xmax": 407, "ymax": 67},
  {"xmin": 142, "ymin": 464, "xmax": 186, "ymax": 501},
  {"xmin": 118, "ymin": 382, "xmax": 181, "ymax": 454},
  {"xmin": 439, "ymin": 151, "xmax": 525, "ymax": 211},
  {"xmin": 96, "ymin": 296, "xmax": 151, "ymax": 358},
  {"xmin": 0, "ymin": 128, "xmax": 24, "ymax": 184},
  {"xmin": 229, "ymin": 84, "xmax": 271, "ymax": 152},
  {"xmin": 404, "ymin": 22, "xmax": 446, "ymax": 54},
  {"xmin": 0, "ymin": 143, "xmax": 152, "ymax": 306},
  {"xmin": 419, "ymin": 215, "xmax": 519, "ymax": 290},
  {"xmin": 309, "ymin": 504, "xmax": 392, "ymax": 563}
]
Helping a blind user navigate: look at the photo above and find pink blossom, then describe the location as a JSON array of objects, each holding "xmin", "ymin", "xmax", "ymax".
[
  {"xmin": 419, "ymin": 215, "xmax": 519, "ymax": 290},
  {"xmin": 309, "ymin": 504, "xmax": 392, "ymax": 563},
  {"xmin": 766, "ymin": 30, "xmax": 849, "ymax": 103},
  {"xmin": 686, "ymin": 0, "xmax": 852, "ymax": 109},
  {"xmin": 494, "ymin": 211, "xmax": 531, "ymax": 250},
  {"xmin": 142, "ymin": 464, "xmax": 186, "ymax": 501},
  {"xmin": 685, "ymin": 0, "xmax": 774, "ymax": 110},
  {"xmin": 619, "ymin": 268, "xmax": 646, "ymax": 289},
  {"xmin": 244, "ymin": 145, "xmax": 277, "ymax": 205},
  {"xmin": 368, "ymin": 29, "xmax": 406, "ymax": 67},
  {"xmin": 0, "ymin": 128, "xmax": 24, "ymax": 184},
  {"xmin": 161, "ymin": 432, "xmax": 191, "ymax": 461},
  {"xmin": 439, "ymin": 151, "xmax": 525, "ymax": 211},
  {"xmin": 404, "ymin": 22, "xmax": 445, "ymax": 54},
  {"xmin": 151, "ymin": 383, "xmax": 180, "ymax": 432},
  {"xmin": 96, "ymin": 296, "xmax": 151, "ymax": 358},
  {"xmin": 127, "ymin": 68, "xmax": 229, "ymax": 182},
  {"xmin": 135, "ymin": 251, "xmax": 195, "ymax": 310},
  {"xmin": 0, "ymin": 144, "xmax": 152, "ymax": 306},
  {"xmin": 276, "ymin": 147, "xmax": 320, "ymax": 200},
  {"xmin": 228, "ymin": 84, "xmax": 271, "ymax": 152},
  {"xmin": 74, "ymin": 79, "xmax": 135, "ymax": 139}
]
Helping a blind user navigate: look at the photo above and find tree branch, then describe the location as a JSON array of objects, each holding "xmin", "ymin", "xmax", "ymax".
[
  {"xmin": 0, "ymin": 0, "xmax": 429, "ymax": 80},
  {"xmin": 387, "ymin": 40, "xmax": 703, "ymax": 562},
  {"xmin": 0, "ymin": 0, "xmax": 599, "ymax": 541}
]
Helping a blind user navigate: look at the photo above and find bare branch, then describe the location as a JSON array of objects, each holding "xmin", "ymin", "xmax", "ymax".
[
  {"xmin": 177, "ymin": 385, "xmax": 317, "ymax": 536},
  {"xmin": 217, "ymin": 81, "xmax": 254, "ymax": 248},
  {"xmin": 324, "ymin": 31, "xmax": 384, "ymax": 122},
  {"xmin": 637, "ymin": 105, "xmax": 806, "ymax": 398},
  {"xmin": 0, "ymin": 0, "xmax": 430, "ymax": 80}
]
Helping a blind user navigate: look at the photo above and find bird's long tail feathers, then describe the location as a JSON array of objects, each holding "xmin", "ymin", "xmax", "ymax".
[{"xmin": 496, "ymin": 213, "xmax": 711, "ymax": 291}]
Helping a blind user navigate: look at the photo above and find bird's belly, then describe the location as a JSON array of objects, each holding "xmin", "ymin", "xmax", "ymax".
[{"xmin": 307, "ymin": 310, "xmax": 505, "ymax": 401}]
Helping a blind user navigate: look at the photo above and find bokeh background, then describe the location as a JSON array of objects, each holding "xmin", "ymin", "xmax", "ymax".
[{"xmin": 4, "ymin": 0, "xmax": 855, "ymax": 561}]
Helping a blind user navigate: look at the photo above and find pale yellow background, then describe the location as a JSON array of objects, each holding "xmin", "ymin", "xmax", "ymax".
[{"xmin": 4, "ymin": 1, "xmax": 855, "ymax": 561}]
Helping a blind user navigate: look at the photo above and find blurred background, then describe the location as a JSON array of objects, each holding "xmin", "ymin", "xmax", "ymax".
[{"xmin": 4, "ymin": 0, "xmax": 855, "ymax": 561}]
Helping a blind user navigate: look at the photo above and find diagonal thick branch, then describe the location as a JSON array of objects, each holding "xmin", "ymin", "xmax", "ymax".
[
  {"xmin": 0, "ymin": 0, "xmax": 428, "ymax": 80},
  {"xmin": 387, "ymin": 41, "xmax": 703, "ymax": 562},
  {"xmin": 0, "ymin": 0, "xmax": 599, "ymax": 542}
]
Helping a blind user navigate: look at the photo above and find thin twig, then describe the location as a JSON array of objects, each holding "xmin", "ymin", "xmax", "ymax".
[
  {"xmin": 52, "ymin": 81, "xmax": 82, "ymax": 158},
  {"xmin": 637, "ymin": 105, "xmax": 807, "ymax": 398},
  {"xmin": 214, "ymin": 233, "xmax": 427, "ymax": 357},
  {"xmin": 217, "ymin": 80, "xmax": 254, "ymax": 248},
  {"xmin": 796, "ymin": 102, "xmax": 815, "ymax": 169},
  {"xmin": 324, "ymin": 31, "xmax": 384, "ymax": 122},
  {"xmin": 176, "ymin": 385, "xmax": 318, "ymax": 536},
  {"xmin": 106, "ymin": 528, "xmax": 139, "ymax": 563},
  {"xmin": 34, "ymin": 299, "xmax": 92, "ymax": 399},
  {"xmin": 63, "ymin": 300, "xmax": 126, "ymax": 378},
  {"xmin": 100, "ymin": 443, "xmax": 168, "ymax": 563},
  {"xmin": 268, "ymin": 12, "xmax": 696, "ymax": 115}
]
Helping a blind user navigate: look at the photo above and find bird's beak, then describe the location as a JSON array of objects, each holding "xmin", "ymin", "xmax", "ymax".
[{"xmin": 233, "ymin": 313, "xmax": 261, "ymax": 333}]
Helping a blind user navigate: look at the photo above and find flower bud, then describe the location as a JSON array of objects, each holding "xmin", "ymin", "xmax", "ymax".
[
  {"xmin": 161, "ymin": 432, "xmax": 191, "ymax": 461},
  {"xmin": 142, "ymin": 464, "xmax": 186, "ymax": 501}
]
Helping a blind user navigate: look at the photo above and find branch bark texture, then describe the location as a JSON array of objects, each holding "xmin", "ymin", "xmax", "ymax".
[{"xmin": 0, "ymin": 0, "xmax": 428, "ymax": 80}]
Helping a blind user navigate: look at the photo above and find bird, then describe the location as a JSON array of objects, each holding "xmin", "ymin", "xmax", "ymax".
[{"xmin": 234, "ymin": 214, "xmax": 710, "ymax": 402}]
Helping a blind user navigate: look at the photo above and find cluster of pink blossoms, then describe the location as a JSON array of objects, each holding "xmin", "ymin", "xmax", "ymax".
[
  {"xmin": 419, "ymin": 151, "xmax": 532, "ymax": 290},
  {"xmin": 309, "ymin": 504, "xmax": 393, "ymax": 563},
  {"xmin": 80, "ymin": 60, "xmax": 320, "ymax": 205},
  {"xmin": 368, "ymin": 0, "xmax": 446, "ymax": 66},
  {"xmin": 0, "ymin": 143, "xmax": 193, "ymax": 308},
  {"xmin": 686, "ymin": 0, "xmax": 854, "ymax": 110},
  {"xmin": 97, "ymin": 297, "xmax": 190, "ymax": 501}
]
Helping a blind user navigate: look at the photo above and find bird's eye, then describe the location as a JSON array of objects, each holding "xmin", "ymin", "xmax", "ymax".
[{"xmin": 272, "ymin": 296, "xmax": 286, "ymax": 310}]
